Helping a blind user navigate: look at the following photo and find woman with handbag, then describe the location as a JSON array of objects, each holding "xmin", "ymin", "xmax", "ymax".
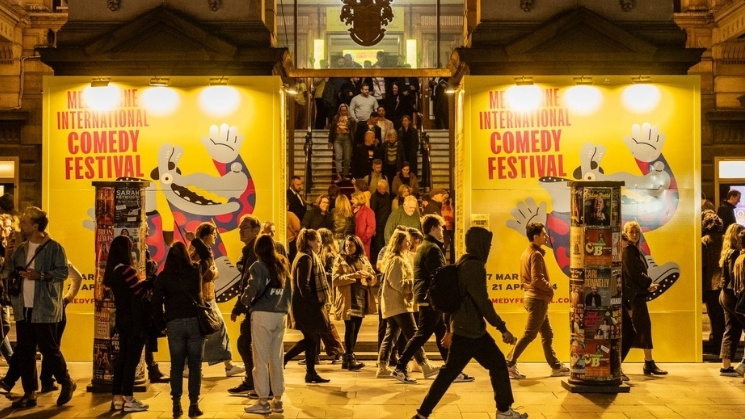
[
  {"xmin": 718, "ymin": 223, "xmax": 745, "ymax": 376},
  {"xmin": 152, "ymin": 241, "xmax": 205, "ymax": 417},
  {"xmin": 621, "ymin": 221, "xmax": 667, "ymax": 376},
  {"xmin": 332, "ymin": 234, "xmax": 377, "ymax": 370},
  {"xmin": 241, "ymin": 234, "xmax": 292, "ymax": 415},
  {"xmin": 376, "ymin": 229, "xmax": 438, "ymax": 381},
  {"xmin": 188, "ymin": 222, "xmax": 244, "ymax": 377},
  {"xmin": 284, "ymin": 229, "xmax": 333, "ymax": 384},
  {"xmin": 104, "ymin": 235, "xmax": 150, "ymax": 412}
]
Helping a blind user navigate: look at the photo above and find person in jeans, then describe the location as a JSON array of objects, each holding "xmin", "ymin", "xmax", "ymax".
[
  {"xmin": 105, "ymin": 235, "xmax": 150, "ymax": 412},
  {"xmin": 3, "ymin": 206, "xmax": 76, "ymax": 409},
  {"xmin": 506, "ymin": 222, "xmax": 569, "ymax": 379},
  {"xmin": 411, "ymin": 227, "xmax": 526, "ymax": 419},
  {"xmin": 393, "ymin": 215, "xmax": 472, "ymax": 384},
  {"xmin": 328, "ymin": 103, "xmax": 357, "ymax": 182},
  {"xmin": 152, "ymin": 241, "xmax": 205, "ymax": 418},
  {"xmin": 378, "ymin": 229, "xmax": 438, "ymax": 381},
  {"xmin": 242, "ymin": 235, "xmax": 292, "ymax": 415},
  {"xmin": 188, "ymin": 222, "xmax": 244, "ymax": 377}
]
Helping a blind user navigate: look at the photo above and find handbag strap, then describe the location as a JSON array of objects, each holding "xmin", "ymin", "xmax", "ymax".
[{"xmin": 22, "ymin": 238, "xmax": 52, "ymax": 271}]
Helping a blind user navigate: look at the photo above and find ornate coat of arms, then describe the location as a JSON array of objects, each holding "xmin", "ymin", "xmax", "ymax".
[{"xmin": 340, "ymin": 0, "xmax": 394, "ymax": 46}]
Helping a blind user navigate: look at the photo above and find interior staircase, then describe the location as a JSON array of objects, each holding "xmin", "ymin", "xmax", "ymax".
[{"xmin": 291, "ymin": 129, "xmax": 452, "ymax": 200}]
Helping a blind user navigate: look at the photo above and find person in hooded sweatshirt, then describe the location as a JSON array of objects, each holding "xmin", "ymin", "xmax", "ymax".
[{"xmin": 411, "ymin": 226, "xmax": 527, "ymax": 419}]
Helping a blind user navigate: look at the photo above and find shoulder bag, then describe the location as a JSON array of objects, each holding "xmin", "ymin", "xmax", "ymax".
[
  {"xmin": 176, "ymin": 275, "xmax": 223, "ymax": 336},
  {"xmin": 7, "ymin": 239, "xmax": 51, "ymax": 297}
]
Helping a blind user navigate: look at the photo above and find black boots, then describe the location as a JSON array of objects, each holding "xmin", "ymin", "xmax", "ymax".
[
  {"xmin": 149, "ymin": 363, "xmax": 170, "ymax": 383},
  {"xmin": 188, "ymin": 403, "xmax": 203, "ymax": 417},
  {"xmin": 341, "ymin": 354, "xmax": 365, "ymax": 371},
  {"xmin": 643, "ymin": 360, "xmax": 668, "ymax": 375},
  {"xmin": 305, "ymin": 371, "xmax": 331, "ymax": 383}
]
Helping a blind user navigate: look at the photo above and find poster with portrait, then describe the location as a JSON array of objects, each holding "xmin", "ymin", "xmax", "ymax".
[
  {"xmin": 584, "ymin": 267, "xmax": 611, "ymax": 308},
  {"xmin": 584, "ymin": 228, "xmax": 612, "ymax": 266},
  {"xmin": 583, "ymin": 187, "xmax": 612, "ymax": 227},
  {"xmin": 584, "ymin": 339, "xmax": 611, "ymax": 378}
]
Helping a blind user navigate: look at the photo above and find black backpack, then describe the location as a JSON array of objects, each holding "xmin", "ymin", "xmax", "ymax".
[{"xmin": 427, "ymin": 255, "xmax": 476, "ymax": 313}]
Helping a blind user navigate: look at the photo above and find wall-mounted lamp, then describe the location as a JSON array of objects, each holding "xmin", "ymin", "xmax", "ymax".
[
  {"xmin": 631, "ymin": 76, "xmax": 652, "ymax": 84},
  {"xmin": 150, "ymin": 77, "xmax": 170, "ymax": 87},
  {"xmin": 209, "ymin": 77, "xmax": 229, "ymax": 86},
  {"xmin": 514, "ymin": 76, "xmax": 534, "ymax": 86},
  {"xmin": 445, "ymin": 88, "xmax": 456, "ymax": 95},
  {"xmin": 573, "ymin": 76, "xmax": 593, "ymax": 85},
  {"xmin": 282, "ymin": 84, "xmax": 298, "ymax": 95},
  {"xmin": 90, "ymin": 77, "xmax": 110, "ymax": 87}
]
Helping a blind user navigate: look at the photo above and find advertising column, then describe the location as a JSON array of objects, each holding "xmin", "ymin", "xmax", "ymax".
[
  {"xmin": 88, "ymin": 180, "xmax": 150, "ymax": 392},
  {"xmin": 565, "ymin": 181, "xmax": 626, "ymax": 393}
]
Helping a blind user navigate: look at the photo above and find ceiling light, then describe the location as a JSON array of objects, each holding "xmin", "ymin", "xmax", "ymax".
[
  {"xmin": 90, "ymin": 77, "xmax": 110, "ymax": 87},
  {"xmin": 149, "ymin": 77, "xmax": 170, "ymax": 87}
]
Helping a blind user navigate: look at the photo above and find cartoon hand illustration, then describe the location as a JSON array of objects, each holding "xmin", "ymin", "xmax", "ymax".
[
  {"xmin": 578, "ymin": 144, "xmax": 606, "ymax": 181},
  {"xmin": 83, "ymin": 208, "xmax": 96, "ymax": 231},
  {"xmin": 623, "ymin": 123, "xmax": 666, "ymax": 163},
  {"xmin": 506, "ymin": 197, "xmax": 547, "ymax": 236},
  {"xmin": 201, "ymin": 124, "xmax": 245, "ymax": 164}
]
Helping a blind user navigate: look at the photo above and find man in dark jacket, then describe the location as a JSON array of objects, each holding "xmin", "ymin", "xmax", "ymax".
[
  {"xmin": 717, "ymin": 189, "xmax": 741, "ymax": 231},
  {"xmin": 287, "ymin": 176, "xmax": 306, "ymax": 221},
  {"xmin": 411, "ymin": 226, "xmax": 527, "ymax": 419},
  {"xmin": 228, "ymin": 215, "xmax": 261, "ymax": 395},
  {"xmin": 369, "ymin": 179, "xmax": 391, "ymax": 266},
  {"xmin": 392, "ymin": 214, "xmax": 454, "ymax": 383}
]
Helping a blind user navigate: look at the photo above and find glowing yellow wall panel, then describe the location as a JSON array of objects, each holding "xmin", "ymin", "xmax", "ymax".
[
  {"xmin": 460, "ymin": 75, "xmax": 701, "ymax": 362},
  {"xmin": 42, "ymin": 76, "xmax": 285, "ymax": 361}
]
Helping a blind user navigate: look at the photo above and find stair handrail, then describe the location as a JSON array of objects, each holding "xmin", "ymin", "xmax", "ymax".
[
  {"xmin": 303, "ymin": 129, "xmax": 313, "ymax": 196},
  {"xmin": 419, "ymin": 118, "xmax": 432, "ymax": 192}
]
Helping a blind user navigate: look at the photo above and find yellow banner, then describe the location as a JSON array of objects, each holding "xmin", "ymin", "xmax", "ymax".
[
  {"xmin": 43, "ymin": 76, "xmax": 285, "ymax": 361},
  {"xmin": 460, "ymin": 75, "xmax": 701, "ymax": 362}
]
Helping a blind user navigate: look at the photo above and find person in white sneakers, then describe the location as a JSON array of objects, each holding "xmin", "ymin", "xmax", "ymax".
[
  {"xmin": 506, "ymin": 222, "xmax": 569, "ymax": 380},
  {"xmin": 411, "ymin": 227, "xmax": 527, "ymax": 419}
]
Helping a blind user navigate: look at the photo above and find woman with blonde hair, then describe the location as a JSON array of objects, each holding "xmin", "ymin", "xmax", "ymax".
[
  {"xmin": 718, "ymin": 223, "xmax": 745, "ymax": 376},
  {"xmin": 351, "ymin": 191, "xmax": 376, "ymax": 257},
  {"xmin": 621, "ymin": 221, "xmax": 666, "ymax": 376},
  {"xmin": 377, "ymin": 230, "xmax": 438, "ymax": 381},
  {"xmin": 332, "ymin": 235, "xmax": 377, "ymax": 370},
  {"xmin": 332, "ymin": 194, "xmax": 355, "ymax": 250},
  {"xmin": 392, "ymin": 184, "xmax": 411, "ymax": 211}
]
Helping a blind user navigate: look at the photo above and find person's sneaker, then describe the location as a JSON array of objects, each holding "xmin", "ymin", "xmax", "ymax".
[
  {"xmin": 11, "ymin": 394, "xmax": 38, "ymax": 409},
  {"xmin": 110, "ymin": 397, "xmax": 124, "ymax": 411},
  {"xmin": 420, "ymin": 361, "xmax": 440, "ymax": 379},
  {"xmin": 225, "ymin": 363, "xmax": 246, "ymax": 377},
  {"xmin": 453, "ymin": 372, "xmax": 475, "ymax": 383},
  {"xmin": 123, "ymin": 397, "xmax": 149, "ymax": 412},
  {"xmin": 244, "ymin": 401, "xmax": 271, "ymax": 414},
  {"xmin": 496, "ymin": 407, "xmax": 528, "ymax": 419},
  {"xmin": 734, "ymin": 362, "xmax": 745, "ymax": 377},
  {"xmin": 720, "ymin": 366, "xmax": 739, "ymax": 377},
  {"xmin": 228, "ymin": 382, "xmax": 254, "ymax": 395},
  {"xmin": 330, "ymin": 354, "xmax": 342, "ymax": 364},
  {"xmin": 377, "ymin": 365, "xmax": 392, "ymax": 378},
  {"xmin": 57, "ymin": 379, "xmax": 76, "ymax": 406},
  {"xmin": 270, "ymin": 399, "xmax": 284, "ymax": 413},
  {"xmin": 508, "ymin": 364, "xmax": 526, "ymax": 379},
  {"xmin": 391, "ymin": 368, "xmax": 417, "ymax": 384},
  {"xmin": 551, "ymin": 364, "xmax": 570, "ymax": 377}
]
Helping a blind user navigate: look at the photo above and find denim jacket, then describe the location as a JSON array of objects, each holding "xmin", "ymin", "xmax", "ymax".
[{"xmin": 8, "ymin": 237, "xmax": 68, "ymax": 323}]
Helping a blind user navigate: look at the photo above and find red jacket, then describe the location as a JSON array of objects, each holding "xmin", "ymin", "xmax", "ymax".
[{"xmin": 354, "ymin": 204, "xmax": 376, "ymax": 257}]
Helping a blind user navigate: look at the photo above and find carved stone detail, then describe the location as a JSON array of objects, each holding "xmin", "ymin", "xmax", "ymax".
[
  {"xmin": 521, "ymin": 0, "xmax": 534, "ymax": 12},
  {"xmin": 208, "ymin": 0, "xmax": 222, "ymax": 11},
  {"xmin": 340, "ymin": 0, "xmax": 393, "ymax": 46},
  {"xmin": 108, "ymin": 0, "xmax": 121, "ymax": 12},
  {"xmin": 620, "ymin": 0, "xmax": 634, "ymax": 12}
]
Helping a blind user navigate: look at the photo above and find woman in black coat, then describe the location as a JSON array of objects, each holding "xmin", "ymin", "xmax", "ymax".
[
  {"xmin": 621, "ymin": 221, "xmax": 666, "ymax": 376},
  {"xmin": 283, "ymin": 229, "xmax": 332, "ymax": 383},
  {"xmin": 301, "ymin": 195, "xmax": 335, "ymax": 231},
  {"xmin": 398, "ymin": 114, "xmax": 420, "ymax": 178}
]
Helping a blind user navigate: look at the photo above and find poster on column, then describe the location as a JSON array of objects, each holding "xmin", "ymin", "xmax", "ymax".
[
  {"xmin": 460, "ymin": 75, "xmax": 700, "ymax": 361},
  {"xmin": 42, "ymin": 76, "xmax": 285, "ymax": 361}
]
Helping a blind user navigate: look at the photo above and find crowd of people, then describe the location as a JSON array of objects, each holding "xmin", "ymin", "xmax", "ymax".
[{"xmin": 701, "ymin": 189, "xmax": 745, "ymax": 380}]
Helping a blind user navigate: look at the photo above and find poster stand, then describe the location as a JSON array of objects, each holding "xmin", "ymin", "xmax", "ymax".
[
  {"xmin": 562, "ymin": 181, "xmax": 629, "ymax": 393},
  {"xmin": 87, "ymin": 180, "xmax": 150, "ymax": 393}
]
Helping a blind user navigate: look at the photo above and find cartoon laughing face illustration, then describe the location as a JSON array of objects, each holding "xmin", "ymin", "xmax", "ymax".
[{"xmin": 146, "ymin": 124, "xmax": 256, "ymax": 302}]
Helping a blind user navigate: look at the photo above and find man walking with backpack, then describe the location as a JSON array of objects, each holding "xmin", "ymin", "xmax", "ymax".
[
  {"xmin": 392, "ymin": 215, "xmax": 472, "ymax": 384},
  {"xmin": 506, "ymin": 222, "xmax": 569, "ymax": 380},
  {"xmin": 411, "ymin": 226, "xmax": 527, "ymax": 419}
]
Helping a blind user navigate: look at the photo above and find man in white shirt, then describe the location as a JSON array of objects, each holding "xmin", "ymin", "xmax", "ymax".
[{"xmin": 349, "ymin": 84, "xmax": 379, "ymax": 122}]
